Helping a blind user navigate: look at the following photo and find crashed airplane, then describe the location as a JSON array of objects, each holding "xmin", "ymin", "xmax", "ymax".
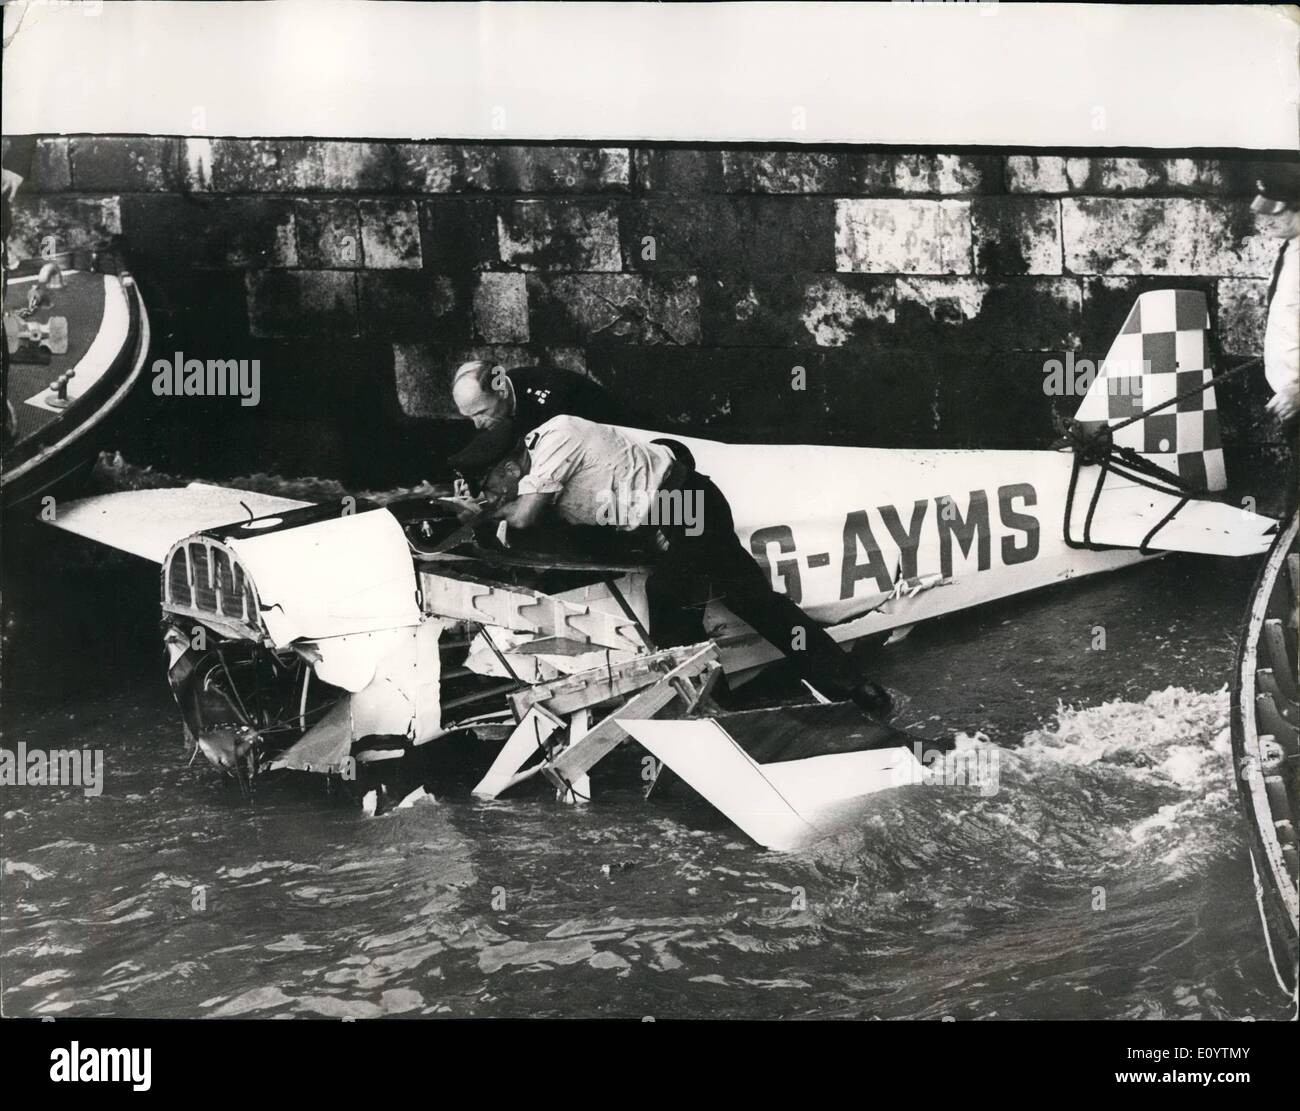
[{"xmin": 43, "ymin": 290, "xmax": 1279, "ymax": 850}]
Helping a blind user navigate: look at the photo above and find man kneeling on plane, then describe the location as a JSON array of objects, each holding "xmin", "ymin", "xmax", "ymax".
[{"xmin": 465, "ymin": 414, "xmax": 895, "ymax": 720}]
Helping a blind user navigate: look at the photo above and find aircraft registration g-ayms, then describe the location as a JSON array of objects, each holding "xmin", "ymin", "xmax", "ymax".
[{"xmin": 41, "ymin": 290, "xmax": 1279, "ymax": 850}]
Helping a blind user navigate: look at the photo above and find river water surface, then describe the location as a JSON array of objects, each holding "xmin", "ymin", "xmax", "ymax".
[{"xmin": 1, "ymin": 467, "xmax": 1293, "ymax": 1020}]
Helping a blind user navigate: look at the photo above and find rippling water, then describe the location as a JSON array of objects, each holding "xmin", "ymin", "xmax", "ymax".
[{"xmin": 1, "ymin": 461, "xmax": 1293, "ymax": 1019}]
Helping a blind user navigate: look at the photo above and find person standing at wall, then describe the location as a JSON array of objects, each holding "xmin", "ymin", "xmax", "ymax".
[{"xmin": 1251, "ymin": 171, "xmax": 1300, "ymax": 502}]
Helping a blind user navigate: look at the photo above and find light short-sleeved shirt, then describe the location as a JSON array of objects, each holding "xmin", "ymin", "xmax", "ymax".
[
  {"xmin": 517, "ymin": 415, "xmax": 675, "ymax": 530},
  {"xmin": 1265, "ymin": 236, "xmax": 1299, "ymax": 401}
]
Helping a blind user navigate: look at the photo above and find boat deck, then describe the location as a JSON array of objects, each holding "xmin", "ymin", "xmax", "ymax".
[{"xmin": 5, "ymin": 267, "xmax": 112, "ymax": 444}]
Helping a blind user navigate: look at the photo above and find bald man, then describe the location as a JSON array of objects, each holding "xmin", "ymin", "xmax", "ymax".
[{"xmin": 449, "ymin": 362, "xmax": 630, "ymax": 490}]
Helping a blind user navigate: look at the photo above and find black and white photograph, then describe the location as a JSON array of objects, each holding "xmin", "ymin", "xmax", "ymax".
[{"xmin": 1, "ymin": 0, "xmax": 1297, "ymax": 1083}]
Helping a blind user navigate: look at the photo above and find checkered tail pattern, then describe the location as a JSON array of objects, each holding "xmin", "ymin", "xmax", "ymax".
[{"xmin": 1073, "ymin": 289, "xmax": 1225, "ymax": 492}]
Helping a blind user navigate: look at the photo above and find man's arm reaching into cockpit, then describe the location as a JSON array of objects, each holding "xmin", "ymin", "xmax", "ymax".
[{"xmin": 482, "ymin": 490, "xmax": 553, "ymax": 530}]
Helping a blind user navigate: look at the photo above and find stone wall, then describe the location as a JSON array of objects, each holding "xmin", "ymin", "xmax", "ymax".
[{"xmin": 5, "ymin": 137, "xmax": 1294, "ymax": 486}]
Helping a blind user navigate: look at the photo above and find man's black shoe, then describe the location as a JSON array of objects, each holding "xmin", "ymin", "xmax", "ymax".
[{"xmin": 850, "ymin": 679, "xmax": 894, "ymax": 720}]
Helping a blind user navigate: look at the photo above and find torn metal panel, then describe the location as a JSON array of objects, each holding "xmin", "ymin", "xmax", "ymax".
[
  {"xmin": 226, "ymin": 508, "xmax": 422, "ymax": 646},
  {"xmin": 270, "ymin": 699, "xmax": 354, "ymax": 775},
  {"xmin": 270, "ymin": 617, "xmax": 445, "ymax": 773}
]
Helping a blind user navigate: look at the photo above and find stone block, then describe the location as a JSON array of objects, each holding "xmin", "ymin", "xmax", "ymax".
[
  {"xmin": 209, "ymin": 140, "xmax": 395, "ymax": 192},
  {"xmin": 700, "ymin": 274, "xmax": 895, "ymax": 348},
  {"xmin": 498, "ymin": 200, "xmax": 621, "ymax": 271},
  {"xmin": 358, "ymin": 272, "xmax": 461, "ymax": 341},
  {"xmin": 620, "ymin": 198, "xmax": 835, "ymax": 272},
  {"xmin": 632, "ymin": 149, "xmax": 726, "ymax": 193},
  {"xmin": 1062, "ymin": 198, "xmax": 1274, "ymax": 276},
  {"xmin": 29, "ymin": 139, "xmax": 72, "ymax": 191},
  {"xmin": 971, "ymin": 196, "xmax": 1062, "ymax": 275},
  {"xmin": 246, "ymin": 271, "xmax": 359, "ymax": 338},
  {"xmin": 835, "ymin": 199, "xmax": 972, "ymax": 274},
  {"xmin": 359, "ymin": 199, "xmax": 422, "ymax": 269},
  {"xmin": 70, "ymin": 137, "xmax": 182, "ymax": 191},
  {"xmin": 294, "ymin": 199, "xmax": 361, "ymax": 268},
  {"xmin": 472, "ymin": 272, "xmax": 529, "ymax": 343},
  {"xmin": 395, "ymin": 145, "xmax": 629, "ymax": 192},
  {"xmin": 526, "ymin": 274, "xmax": 700, "ymax": 345},
  {"xmin": 419, "ymin": 199, "xmax": 499, "ymax": 272}
]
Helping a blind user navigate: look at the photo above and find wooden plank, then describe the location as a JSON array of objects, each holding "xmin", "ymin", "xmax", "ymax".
[
  {"xmin": 508, "ymin": 642, "xmax": 714, "ymax": 719},
  {"xmin": 541, "ymin": 645, "xmax": 719, "ymax": 787},
  {"xmin": 472, "ymin": 704, "xmax": 563, "ymax": 800},
  {"xmin": 557, "ymin": 708, "xmax": 592, "ymax": 805},
  {"xmin": 541, "ymin": 679, "xmax": 681, "ymax": 791}
]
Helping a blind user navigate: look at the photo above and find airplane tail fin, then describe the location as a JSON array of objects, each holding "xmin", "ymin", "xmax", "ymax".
[
  {"xmin": 1066, "ymin": 289, "xmax": 1276, "ymax": 556},
  {"xmin": 1073, "ymin": 288, "xmax": 1225, "ymax": 492}
]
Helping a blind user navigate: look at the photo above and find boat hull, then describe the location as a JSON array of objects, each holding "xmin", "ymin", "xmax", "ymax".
[
  {"xmin": 1230, "ymin": 511, "xmax": 1300, "ymax": 995},
  {"xmin": 2, "ymin": 258, "xmax": 149, "ymax": 513}
]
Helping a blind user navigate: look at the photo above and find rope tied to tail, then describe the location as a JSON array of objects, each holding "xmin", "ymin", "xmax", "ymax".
[{"xmin": 1058, "ymin": 355, "xmax": 1263, "ymax": 550}]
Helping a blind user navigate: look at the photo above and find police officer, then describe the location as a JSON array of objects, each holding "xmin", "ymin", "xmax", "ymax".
[
  {"xmin": 1255, "ymin": 175, "xmax": 1300, "ymax": 420},
  {"xmin": 1252, "ymin": 171, "xmax": 1300, "ymax": 500},
  {"xmin": 448, "ymin": 361, "xmax": 634, "ymax": 491},
  {"xmin": 472, "ymin": 414, "xmax": 895, "ymax": 720}
]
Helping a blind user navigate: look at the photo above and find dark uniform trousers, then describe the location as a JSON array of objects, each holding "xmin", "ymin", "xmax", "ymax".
[
  {"xmin": 646, "ymin": 467, "xmax": 865, "ymax": 701},
  {"xmin": 1284, "ymin": 415, "xmax": 1299, "ymax": 513}
]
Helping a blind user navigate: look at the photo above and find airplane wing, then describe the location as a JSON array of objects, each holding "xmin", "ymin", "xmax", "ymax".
[
  {"xmin": 43, "ymin": 483, "xmax": 314, "ymax": 562},
  {"xmin": 622, "ymin": 716, "xmax": 925, "ymax": 851}
]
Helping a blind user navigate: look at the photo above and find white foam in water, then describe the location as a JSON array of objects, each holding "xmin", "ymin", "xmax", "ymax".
[
  {"xmin": 1018, "ymin": 686, "xmax": 1229, "ymax": 777},
  {"xmin": 1015, "ymin": 685, "xmax": 1234, "ymax": 866}
]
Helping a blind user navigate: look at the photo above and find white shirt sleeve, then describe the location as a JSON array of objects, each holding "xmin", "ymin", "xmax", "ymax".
[
  {"xmin": 517, "ymin": 417, "xmax": 582, "ymax": 497},
  {"xmin": 1265, "ymin": 241, "xmax": 1299, "ymax": 399}
]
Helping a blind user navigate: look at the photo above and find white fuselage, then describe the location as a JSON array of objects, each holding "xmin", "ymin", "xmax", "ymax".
[{"xmin": 640, "ymin": 433, "xmax": 1147, "ymax": 671}]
